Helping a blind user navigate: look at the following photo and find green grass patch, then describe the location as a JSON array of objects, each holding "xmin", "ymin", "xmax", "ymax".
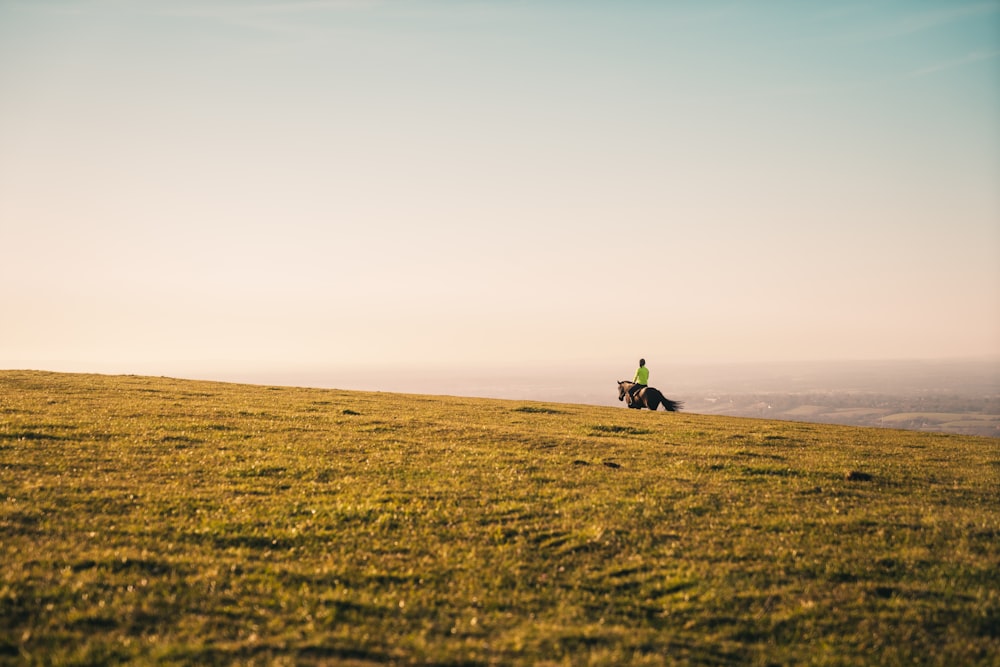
[{"xmin": 1, "ymin": 370, "xmax": 998, "ymax": 665}]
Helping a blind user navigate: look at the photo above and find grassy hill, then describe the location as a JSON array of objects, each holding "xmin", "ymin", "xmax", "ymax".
[{"xmin": 1, "ymin": 370, "xmax": 998, "ymax": 665}]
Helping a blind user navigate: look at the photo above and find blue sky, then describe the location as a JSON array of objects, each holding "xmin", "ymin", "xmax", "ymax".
[{"xmin": 2, "ymin": 1, "xmax": 998, "ymax": 384}]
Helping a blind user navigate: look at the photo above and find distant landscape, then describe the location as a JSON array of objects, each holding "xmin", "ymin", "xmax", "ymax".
[
  {"xmin": 687, "ymin": 392, "xmax": 1000, "ymax": 437},
  {"xmin": 179, "ymin": 358, "xmax": 1000, "ymax": 438},
  {"xmin": 13, "ymin": 358, "xmax": 996, "ymax": 437},
  {"xmin": 672, "ymin": 359, "xmax": 1000, "ymax": 437}
]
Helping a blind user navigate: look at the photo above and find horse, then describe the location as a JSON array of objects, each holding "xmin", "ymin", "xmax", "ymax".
[{"xmin": 618, "ymin": 381, "xmax": 683, "ymax": 412}]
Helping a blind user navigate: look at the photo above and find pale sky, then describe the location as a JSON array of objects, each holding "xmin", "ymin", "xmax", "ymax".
[{"xmin": 2, "ymin": 0, "xmax": 999, "ymax": 384}]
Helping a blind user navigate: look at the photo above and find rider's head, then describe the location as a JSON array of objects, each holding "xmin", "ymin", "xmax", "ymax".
[{"xmin": 639, "ymin": 358, "xmax": 645, "ymax": 367}]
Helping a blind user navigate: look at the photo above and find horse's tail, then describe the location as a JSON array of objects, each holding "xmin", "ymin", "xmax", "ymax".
[
  {"xmin": 654, "ymin": 390, "xmax": 683, "ymax": 412},
  {"xmin": 660, "ymin": 398, "xmax": 683, "ymax": 412}
]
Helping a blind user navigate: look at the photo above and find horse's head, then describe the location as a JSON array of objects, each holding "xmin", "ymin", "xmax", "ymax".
[{"xmin": 618, "ymin": 381, "xmax": 628, "ymax": 401}]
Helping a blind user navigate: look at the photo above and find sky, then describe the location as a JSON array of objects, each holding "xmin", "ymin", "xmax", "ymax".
[{"xmin": 2, "ymin": 0, "xmax": 999, "ymax": 391}]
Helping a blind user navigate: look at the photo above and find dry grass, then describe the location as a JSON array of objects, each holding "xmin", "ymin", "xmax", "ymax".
[{"xmin": 2, "ymin": 370, "xmax": 998, "ymax": 665}]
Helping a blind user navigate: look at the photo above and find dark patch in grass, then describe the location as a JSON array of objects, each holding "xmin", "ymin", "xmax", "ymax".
[
  {"xmin": 2, "ymin": 510, "xmax": 43, "ymax": 535},
  {"xmin": 9, "ymin": 421, "xmax": 77, "ymax": 431},
  {"xmin": 160, "ymin": 435, "xmax": 204, "ymax": 445},
  {"xmin": 556, "ymin": 633, "xmax": 614, "ymax": 650},
  {"xmin": 477, "ymin": 507, "xmax": 537, "ymax": 528},
  {"xmin": 365, "ymin": 425, "xmax": 395, "ymax": 434},
  {"xmin": 590, "ymin": 424, "xmax": 651, "ymax": 436},
  {"xmin": 604, "ymin": 565, "xmax": 646, "ymax": 580},
  {"xmin": 846, "ymin": 470, "xmax": 873, "ymax": 482},
  {"xmin": 530, "ymin": 529, "xmax": 573, "ymax": 551},
  {"xmin": 296, "ymin": 644, "xmax": 393, "ymax": 664},
  {"xmin": 603, "ymin": 460, "xmax": 621, "ymax": 469},
  {"xmin": 592, "ymin": 566, "xmax": 654, "ymax": 593},
  {"xmin": 314, "ymin": 468, "xmax": 338, "ymax": 482},
  {"xmin": 973, "ymin": 607, "xmax": 1000, "ymax": 638},
  {"xmin": 572, "ymin": 460, "xmax": 590, "ymax": 466},
  {"xmin": 661, "ymin": 579, "xmax": 696, "ymax": 595},
  {"xmin": 0, "ymin": 430, "xmax": 65, "ymax": 441},
  {"xmin": 71, "ymin": 557, "xmax": 173, "ymax": 575},
  {"xmin": 342, "ymin": 409, "xmax": 361, "ymax": 416},
  {"xmin": 524, "ymin": 438, "xmax": 560, "ymax": 450},
  {"xmin": 975, "ymin": 528, "xmax": 998, "ymax": 541},
  {"xmin": 735, "ymin": 450, "xmax": 786, "ymax": 461},
  {"xmin": 70, "ymin": 615, "xmax": 120, "ymax": 630},
  {"xmin": 204, "ymin": 424, "xmax": 235, "ymax": 431},
  {"xmin": 110, "ymin": 557, "xmax": 172, "ymax": 575},
  {"xmin": 876, "ymin": 557, "xmax": 901, "ymax": 574},
  {"xmin": 740, "ymin": 466, "xmax": 799, "ymax": 477},
  {"xmin": 513, "ymin": 406, "xmax": 564, "ymax": 414},
  {"xmin": 366, "ymin": 572, "xmax": 421, "ymax": 586},
  {"xmin": 230, "ymin": 466, "xmax": 287, "ymax": 478},
  {"xmin": 71, "ymin": 559, "xmax": 99, "ymax": 572}
]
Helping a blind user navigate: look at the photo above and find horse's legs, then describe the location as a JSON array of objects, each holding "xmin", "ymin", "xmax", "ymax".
[{"xmin": 634, "ymin": 388, "xmax": 647, "ymax": 409}]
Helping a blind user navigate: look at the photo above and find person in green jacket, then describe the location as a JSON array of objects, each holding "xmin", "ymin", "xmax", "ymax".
[{"xmin": 628, "ymin": 359, "xmax": 649, "ymax": 404}]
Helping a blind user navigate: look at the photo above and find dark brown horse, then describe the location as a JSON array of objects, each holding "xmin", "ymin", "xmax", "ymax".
[{"xmin": 618, "ymin": 381, "xmax": 683, "ymax": 412}]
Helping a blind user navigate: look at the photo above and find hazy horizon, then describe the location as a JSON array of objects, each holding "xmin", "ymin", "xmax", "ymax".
[
  {"xmin": 3, "ymin": 1, "xmax": 998, "ymax": 376},
  {"xmin": 6, "ymin": 356, "xmax": 998, "ymax": 410}
]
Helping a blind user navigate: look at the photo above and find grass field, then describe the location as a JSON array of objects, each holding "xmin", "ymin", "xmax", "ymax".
[{"xmin": 2, "ymin": 370, "xmax": 998, "ymax": 665}]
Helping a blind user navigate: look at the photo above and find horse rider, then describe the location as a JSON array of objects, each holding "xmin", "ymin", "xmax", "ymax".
[{"xmin": 628, "ymin": 359, "xmax": 649, "ymax": 405}]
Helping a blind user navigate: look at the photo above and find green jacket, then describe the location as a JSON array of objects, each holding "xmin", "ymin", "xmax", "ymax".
[{"xmin": 634, "ymin": 366, "xmax": 649, "ymax": 385}]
